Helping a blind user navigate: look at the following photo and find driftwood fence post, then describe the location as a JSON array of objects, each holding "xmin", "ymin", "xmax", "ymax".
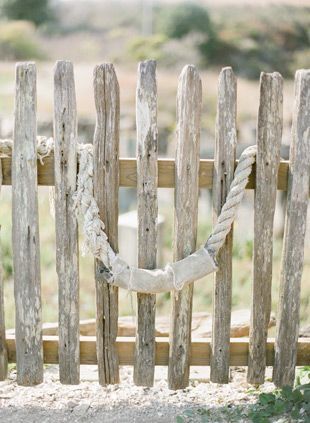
[
  {"xmin": 0, "ymin": 227, "xmax": 8, "ymax": 381},
  {"xmin": 12, "ymin": 62, "xmax": 43, "ymax": 386},
  {"xmin": 54, "ymin": 61, "xmax": 80, "ymax": 385},
  {"xmin": 273, "ymin": 69, "xmax": 310, "ymax": 387},
  {"xmin": 210, "ymin": 67, "xmax": 237, "ymax": 384},
  {"xmin": 93, "ymin": 63, "xmax": 120, "ymax": 385},
  {"xmin": 248, "ymin": 72, "xmax": 283, "ymax": 384},
  {"xmin": 134, "ymin": 60, "xmax": 158, "ymax": 387},
  {"xmin": 168, "ymin": 65, "xmax": 202, "ymax": 390}
]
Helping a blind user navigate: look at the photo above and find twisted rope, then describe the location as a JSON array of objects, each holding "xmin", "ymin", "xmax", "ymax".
[
  {"xmin": 205, "ymin": 145, "xmax": 257, "ymax": 256},
  {"xmin": 0, "ymin": 138, "xmax": 257, "ymax": 292}
]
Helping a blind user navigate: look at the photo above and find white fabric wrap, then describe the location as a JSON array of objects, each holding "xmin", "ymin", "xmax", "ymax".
[{"xmin": 110, "ymin": 247, "xmax": 217, "ymax": 293}]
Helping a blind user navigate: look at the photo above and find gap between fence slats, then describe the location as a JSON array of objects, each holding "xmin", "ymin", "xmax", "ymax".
[
  {"xmin": 54, "ymin": 61, "xmax": 80, "ymax": 385},
  {"xmin": 5, "ymin": 336, "xmax": 310, "ymax": 367},
  {"xmin": 248, "ymin": 72, "xmax": 283, "ymax": 385},
  {"xmin": 210, "ymin": 67, "xmax": 237, "ymax": 383},
  {"xmin": 12, "ymin": 62, "xmax": 43, "ymax": 386},
  {"xmin": 134, "ymin": 60, "xmax": 158, "ymax": 387},
  {"xmin": 93, "ymin": 64, "xmax": 120, "ymax": 385},
  {"xmin": 273, "ymin": 70, "xmax": 310, "ymax": 387},
  {"xmin": 168, "ymin": 65, "xmax": 202, "ymax": 390},
  {"xmin": 0, "ymin": 157, "xmax": 293, "ymax": 191}
]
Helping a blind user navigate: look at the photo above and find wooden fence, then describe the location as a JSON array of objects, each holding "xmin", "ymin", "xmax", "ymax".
[{"xmin": 0, "ymin": 61, "xmax": 309, "ymax": 389}]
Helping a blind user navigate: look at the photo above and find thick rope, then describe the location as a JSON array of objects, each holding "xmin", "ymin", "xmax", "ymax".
[
  {"xmin": 0, "ymin": 138, "xmax": 257, "ymax": 292},
  {"xmin": 205, "ymin": 145, "xmax": 257, "ymax": 256}
]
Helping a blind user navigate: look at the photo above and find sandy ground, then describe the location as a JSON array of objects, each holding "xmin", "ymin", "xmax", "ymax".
[{"xmin": 0, "ymin": 365, "xmax": 278, "ymax": 423}]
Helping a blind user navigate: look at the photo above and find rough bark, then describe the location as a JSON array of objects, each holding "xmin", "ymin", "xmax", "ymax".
[
  {"xmin": 54, "ymin": 61, "xmax": 80, "ymax": 384},
  {"xmin": 93, "ymin": 63, "xmax": 120, "ymax": 385},
  {"xmin": 168, "ymin": 65, "xmax": 202, "ymax": 390},
  {"xmin": 210, "ymin": 67, "xmax": 237, "ymax": 383},
  {"xmin": 134, "ymin": 60, "xmax": 158, "ymax": 387},
  {"xmin": 273, "ymin": 70, "xmax": 310, "ymax": 387},
  {"xmin": 12, "ymin": 62, "xmax": 43, "ymax": 385},
  {"xmin": 248, "ymin": 72, "xmax": 283, "ymax": 384}
]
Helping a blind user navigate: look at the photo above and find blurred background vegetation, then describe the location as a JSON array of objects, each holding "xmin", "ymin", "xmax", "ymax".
[
  {"xmin": 0, "ymin": 0, "xmax": 309, "ymax": 331},
  {"xmin": 0, "ymin": 0, "xmax": 308, "ymax": 78}
]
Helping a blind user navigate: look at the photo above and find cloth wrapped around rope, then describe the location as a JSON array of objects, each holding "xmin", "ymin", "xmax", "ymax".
[{"xmin": 0, "ymin": 138, "xmax": 257, "ymax": 294}]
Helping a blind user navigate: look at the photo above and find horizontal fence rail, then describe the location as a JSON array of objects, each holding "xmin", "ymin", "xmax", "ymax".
[
  {"xmin": 0, "ymin": 61, "xmax": 309, "ymax": 390},
  {"xmin": 5, "ymin": 336, "xmax": 310, "ymax": 367},
  {"xmin": 0, "ymin": 156, "xmax": 293, "ymax": 190}
]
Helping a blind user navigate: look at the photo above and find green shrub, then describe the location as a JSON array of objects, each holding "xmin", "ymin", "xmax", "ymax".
[
  {"xmin": 1, "ymin": 0, "xmax": 54, "ymax": 27},
  {"xmin": 128, "ymin": 34, "xmax": 166, "ymax": 62},
  {"xmin": 0, "ymin": 20, "xmax": 44, "ymax": 60},
  {"xmin": 156, "ymin": 2, "xmax": 214, "ymax": 40}
]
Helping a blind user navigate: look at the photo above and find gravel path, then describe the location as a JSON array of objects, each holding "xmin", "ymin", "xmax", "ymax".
[{"xmin": 0, "ymin": 366, "xmax": 276, "ymax": 422}]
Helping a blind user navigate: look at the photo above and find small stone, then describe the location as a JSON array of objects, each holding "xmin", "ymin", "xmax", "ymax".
[
  {"xmin": 67, "ymin": 400, "xmax": 78, "ymax": 409},
  {"xmin": 73, "ymin": 403, "xmax": 90, "ymax": 414}
]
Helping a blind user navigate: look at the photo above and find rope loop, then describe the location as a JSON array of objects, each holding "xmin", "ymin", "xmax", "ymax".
[{"xmin": 0, "ymin": 137, "xmax": 257, "ymax": 293}]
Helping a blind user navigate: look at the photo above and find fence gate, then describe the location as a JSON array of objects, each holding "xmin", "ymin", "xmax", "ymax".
[{"xmin": 0, "ymin": 61, "xmax": 309, "ymax": 389}]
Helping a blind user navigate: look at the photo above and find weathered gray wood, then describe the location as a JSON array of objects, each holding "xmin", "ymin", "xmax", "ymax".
[
  {"xmin": 0, "ymin": 158, "xmax": 7, "ymax": 380},
  {"xmin": 54, "ymin": 61, "xmax": 80, "ymax": 385},
  {"xmin": 0, "ymin": 219, "xmax": 8, "ymax": 380},
  {"xmin": 168, "ymin": 65, "xmax": 202, "ymax": 390},
  {"xmin": 93, "ymin": 63, "xmax": 120, "ymax": 385},
  {"xmin": 273, "ymin": 69, "xmax": 310, "ymax": 387},
  {"xmin": 134, "ymin": 60, "xmax": 158, "ymax": 387},
  {"xmin": 248, "ymin": 72, "xmax": 283, "ymax": 384},
  {"xmin": 12, "ymin": 63, "xmax": 43, "ymax": 385},
  {"xmin": 0, "ymin": 156, "xmax": 296, "ymax": 192},
  {"xmin": 210, "ymin": 67, "xmax": 237, "ymax": 383}
]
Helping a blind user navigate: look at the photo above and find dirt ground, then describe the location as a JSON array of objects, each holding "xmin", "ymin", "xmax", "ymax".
[{"xmin": 0, "ymin": 365, "xmax": 278, "ymax": 423}]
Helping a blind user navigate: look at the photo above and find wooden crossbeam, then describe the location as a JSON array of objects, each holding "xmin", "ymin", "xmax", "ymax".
[
  {"xmin": 0, "ymin": 156, "xmax": 291, "ymax": 190},
  {"xmin": 5, "ymin": 335, "xmax": 310, "ymax": 367}
]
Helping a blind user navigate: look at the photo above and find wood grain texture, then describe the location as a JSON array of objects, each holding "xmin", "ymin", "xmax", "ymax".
[
  {"xmin": 0, "ymin": 225, "xmax": 8, "ymax": 381},
  {"xmin": 210, "ymin": 67, "xmax": 237, "ymax": 383},
  {"xmin": 0, "ymin": 156, "xmax": 293, "ymax": 191},
  {"xmin": 5, "ymin": 335, "xmax": 310, "ymax": 367},
  {"xmin": 12, "ymin": 63, "xmax": 43, "ymax": 386},
  {"xmin": 248, "ymin": 72, "xmax": 283, "ymax": 385},
  {"xmin": 273, "ymin": 70, "xmax": 310, "ymax": 387},
  {"xmin": 93, "ymin": 63, "xmax": 120, "ymax": 385},
  {"xmin": 54, "ymin": 61, "xmax": 80, "ymax": 385},
  {"xmin": 134, "ymin": 60, "xmax": 158, "ymax": 387},
  {"xmin": 168, "ymin": 65, "xmax": 202, "ymax": 390}
]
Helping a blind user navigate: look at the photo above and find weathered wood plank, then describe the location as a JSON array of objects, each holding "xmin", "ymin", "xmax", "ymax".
[
  {"xmin": 0, "ymin": 157, "xmax": 7, "ymax": 380},
  {"xmin": 54, "ymin": 61, "xmax": 80, "ymax": 384},
  {"xmin": 134, "ymin": 60, "xmax": 158, "ymax": 387},
  {"xmin": 210, "ymin": 67, "xmax": 237, "ymax": 383},
  {"xmin": 0, "ymin": 222, "xmax": 8, "ymax": 380},
  {"xmin": 273, "ymin": 70, "xmax": 310, "ymax": 387},
  {"xmin": 0, "ymin": 156, "xmax": 293, "ymax": 191},
  {"xmin": 12, "ymin": 62, "xmax": 43, "ymax": 385},
  {"xmin": 248, "ymin": 72, "xmax": 283, "ymax": 385},
  {"xmin": 93, "ymin": 64, "xmax": 120, "ymax": 385},
  {"xmin": 168, "ymin": 65, "xmax": 202, "ymax": 390},
  {"xmin": 5, "ymin": 335, "xmax": 310, "ymax": 367}
]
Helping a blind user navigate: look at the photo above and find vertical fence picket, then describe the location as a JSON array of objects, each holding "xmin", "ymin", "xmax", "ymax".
[
  {"xmin": 12, "ymin": 62, "xmax": 43, "ymax": 385},
  {"xmin": 54, "ymin": 61, "xmax": 80, "ymax": 385},
  {"xmin": 0, "ymin": 223, "xmax": 8, "ymax": 380},
  {"xmin": 168, "ymin": 65, "xmax": 202, "ymax": 390},
  {"xmin": 247, "ymin": 72, "xmax": 283, "ymax": 384},
  {"xmin": 93, "ymin": 64, "xmax": 120, "ymax": 385},
  {"xmin": 273, "ymin": 70, "xmax": 310, "ymax": 387},
  {"xmin": 210, "ymin": 67, "xmax": 237, "ymax": 383},
  {"xmin": 134, "ymin": 60, "xmax": 158, "ymax": 387}
]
